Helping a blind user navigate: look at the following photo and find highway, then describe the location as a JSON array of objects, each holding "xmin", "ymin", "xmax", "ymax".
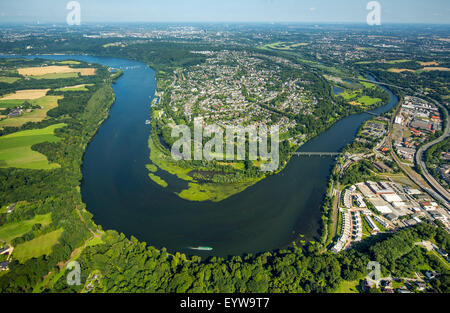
[
  {"xmin": 388, "ymin": 97, "xmax": 450, "ymax": 210},
  {"xmin": 415, "ymin": 98, "xmax": 450, "ymax": 206}
]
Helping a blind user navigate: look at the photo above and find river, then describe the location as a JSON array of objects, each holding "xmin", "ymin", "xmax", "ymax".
[{"xmin": 2, "ymin": 55, "xmax": 398, "ymax": 257}]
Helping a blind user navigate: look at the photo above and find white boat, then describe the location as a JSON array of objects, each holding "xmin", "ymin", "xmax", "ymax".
[{"xmin": 188, "ymin": 246, "xmax": 213, "ymax": 251}]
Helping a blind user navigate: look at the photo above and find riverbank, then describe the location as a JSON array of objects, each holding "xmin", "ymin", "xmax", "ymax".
[
  {"xmin": 146, "ymin": 75, "xmax": 390, "ymax": 203},
  {"xmin": 147, "ymin": 132, "xmax": 265, "ymax": 202}
]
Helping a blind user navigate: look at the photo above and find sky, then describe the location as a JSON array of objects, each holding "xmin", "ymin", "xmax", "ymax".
[{"xmin": 0, "ymin": 0, "xmax": 449, "ymax": 24}]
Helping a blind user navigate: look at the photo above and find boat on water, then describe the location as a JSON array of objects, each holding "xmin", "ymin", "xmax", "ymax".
[
  {"xmin": 188, "ymin": 246, "xmax": 213, "ymax": 251},
  {"xmin": 145, "ymin": 120, "xmax": 151, "ymax": 125}
]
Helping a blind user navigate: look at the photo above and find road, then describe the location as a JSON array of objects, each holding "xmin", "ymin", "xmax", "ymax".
[
  {"xmin": 415, "ymin": 97, "xmax": 450, "ymax": 206},
  {"xmin": 387, "ymin": 97, "xmax": 450, "ymax": 210}
]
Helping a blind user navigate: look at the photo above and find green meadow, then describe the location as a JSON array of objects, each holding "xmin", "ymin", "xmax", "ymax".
[
  {"xmin": 57, "ymin": 60, "xmax": 81, "ymax": 65},
  {"xmin": 177, "ymin": 179, "xmax": 262, "ymax": 202},
  {"xmin": 13, "ymin": 228, "xmax": 63, "ymax": 263},
  {"xmin": 32, "ymin": 72, "xmax": 79, "ymax": 80},
  {"xmin": 0, "ymin": 76, "xmax": 20, "ymax": 84},
  {"xmin": 0, "ymin": 95, "xmax": 63, "ymax": 128},
  {"xmin": 0, "ymin": 99, "xmax": 26, "ymax": 109},
  {"xmin": 0, "ymin": 123, "xmax": 66, "ymax": 169},
  {"xmin": 357, "ymin": 96, "xmax": 382, "ymax": 106},
  {"xmin": 334, "ymin": 280, "xmax": 360, "ymax": 293},
  {"xmin": 56, "ymin": 84, "xmax": 93, "ymax": 92},
  {"xmin": 0, "ymin": 213, "xmax": 52, "ymax": 243}
]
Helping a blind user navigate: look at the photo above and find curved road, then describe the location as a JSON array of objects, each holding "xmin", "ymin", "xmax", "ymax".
[
  {"xmin": 415, "ymin": 98, "xmax": 450, "ymax": 206},
  {"xmin": 388, "ymin": 96, "xmax": 449, "ymax": 210}
]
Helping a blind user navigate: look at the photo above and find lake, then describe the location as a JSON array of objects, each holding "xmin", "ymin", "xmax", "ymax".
[{"xmin": 1, "ymin": 55, "xmax": 398, "ymax": 257}]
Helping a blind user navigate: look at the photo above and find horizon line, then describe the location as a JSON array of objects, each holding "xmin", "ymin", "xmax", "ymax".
[{"xmin": 0, "ymin": 21, "xmax": 450, "ymax": 26}]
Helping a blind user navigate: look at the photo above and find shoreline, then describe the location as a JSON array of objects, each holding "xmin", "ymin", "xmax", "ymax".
[{"xmin": 146, "ymin": 79, "xmax": 390, "ymax": 203}]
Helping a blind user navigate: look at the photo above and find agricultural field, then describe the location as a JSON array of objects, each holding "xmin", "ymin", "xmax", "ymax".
[
  {"xmin": 12, "ymin": 228, "xmax": 63, "ymax": 263},
  {"xmin": 0, "ymin": 95, "xmax": 63, "ymax": 127},
  {"xmin": 0, "ymin": 99, "xmax": 27, "ymax": 109},
  {"xmin": 0, "ymin": 213, "xmax": 52, "ymax": 243},
  {"xmin": 31, "ymin": 72, "xmax": 79, "ymax": 80},
  {"xmin": 0, "ymin": 89, "xmax": 49, "ymax": 100},
  {"xmin": 17, "ymin": 65, "xmax": 96, "ymax": 77},
  {"xmin": 422, "ymin": 67, "xmax": 450, "ymax": 72},
  {"xmin": 419, "ymin": 61, "xmax": 440, "ymax": 66},
  {"xmin": 0, "ymin": 76, "xmax": 20, "ymax": 84},
  {"xmin": 388, "ymin": 68, "xmax": 416, "ymax": 73},
  {"xmin": 0, "ymin": 123, "xmax": 66, "ymax": 169}
]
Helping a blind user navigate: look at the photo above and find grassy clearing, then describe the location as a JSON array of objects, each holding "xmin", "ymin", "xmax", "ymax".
[
  {"xmin": 337, "ymin": 88, "xmax": 381, "ymax": 106},
  {"xmin": 55, "ymin": 84, "xmax": 93, "ymax": 92},
  {"xmin": 177, "ymin": 179, "xmax": 262, "ymax": 202},
  {"xmin": 385, "ymin": 59, "xmax": 411, "ymax": 64},
  {"xmin": 0, "ymin": 76, "xmax": 20, "ymax": 84},
  {"xmin": 0, "ymin": 99, "xmax": 26, "ymax": 109},
  {"xmin": 149, "ymin": 135, "xmax": 263, "ymax": 202},
  {"xmin": 260, "ymin": 42, "xmax": 309, "ymax": 51},
  {"xmin": 388, "ymin": 66, "xmax": 450, "ymax": 74},
  {"xmin": 388, "ymin": 68, "xmax": 416, "ymax": 73},
  {"xmin": 0, "ymin": 123, "xmax": 66, "ymax": 169},
  {"xmin": 339, "ymin": 90, "xmax": 359, "ymax": 100},
  {"xmin": 357, "ymin": 96, "xmax": 382, "ymax": 106},
  {"xmin": 33, "ymin": 235, "xmax": 104, "ymax": 293},
  {"xmin": 356, "ymin": 59, "xmax": 410, "ymax": 65},
  {"xmin": 148, "ymin": 173, "xmax": 168, "ymax": 188},
  {"xmin": 419, "ymin": 61, "xmax": 439, "ymax": 66},
  {"xmin": 148, "ymin": 135, "xmax": 193, "ymax": 182},
  {"xmin": 57, "ymin": 60, "xmax": 81, "ymax": 65},
  {"xmin": 13, "ymin": 228, "xmax": 63, "ymax": 263},
  {"xmin": 0, "ymin": 213, "xmax": 52, "ymax": 242},
  {"xmin": 31, "ymin": 72, "xmax": 79, "ymax": 80},
  {"xmin": 0, "ymin": 95, "xmax": 63, "ymax": 128},
  {"xmin": 357, "ymin": 76, "xmax": 376, "ymax": 89},
  {"xmin": 334, "ymin": 280, "xmax": 360, "ymax": 293},
  {"xmin": 86, "ymin": 236, "xmax": 104, "ymax": 247},
  {"xmin": 429, "ymin": 251, "xmax": 450, "ymax": 270},
  {"xmin": 217, "ymin": 161, "xmax": 245, "ymax": 170},
  {"xmin": 422, "ymin": 67, "xmax": 450, "ymax": 72}
]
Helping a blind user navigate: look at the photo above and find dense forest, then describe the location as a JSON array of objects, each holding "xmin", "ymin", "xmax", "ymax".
[{"xmin": 46, "ymin": 222, "xmax": 449, "ymax": 293}]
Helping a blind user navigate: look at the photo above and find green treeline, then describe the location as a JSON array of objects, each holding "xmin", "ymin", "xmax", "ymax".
[
  {"xmin": 0, "ymin": 59, "xmax": 116, "ymax": 292},
  {"xmin": 48, "ymin": 222, "xmax": 449, "ymax": 293}
]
